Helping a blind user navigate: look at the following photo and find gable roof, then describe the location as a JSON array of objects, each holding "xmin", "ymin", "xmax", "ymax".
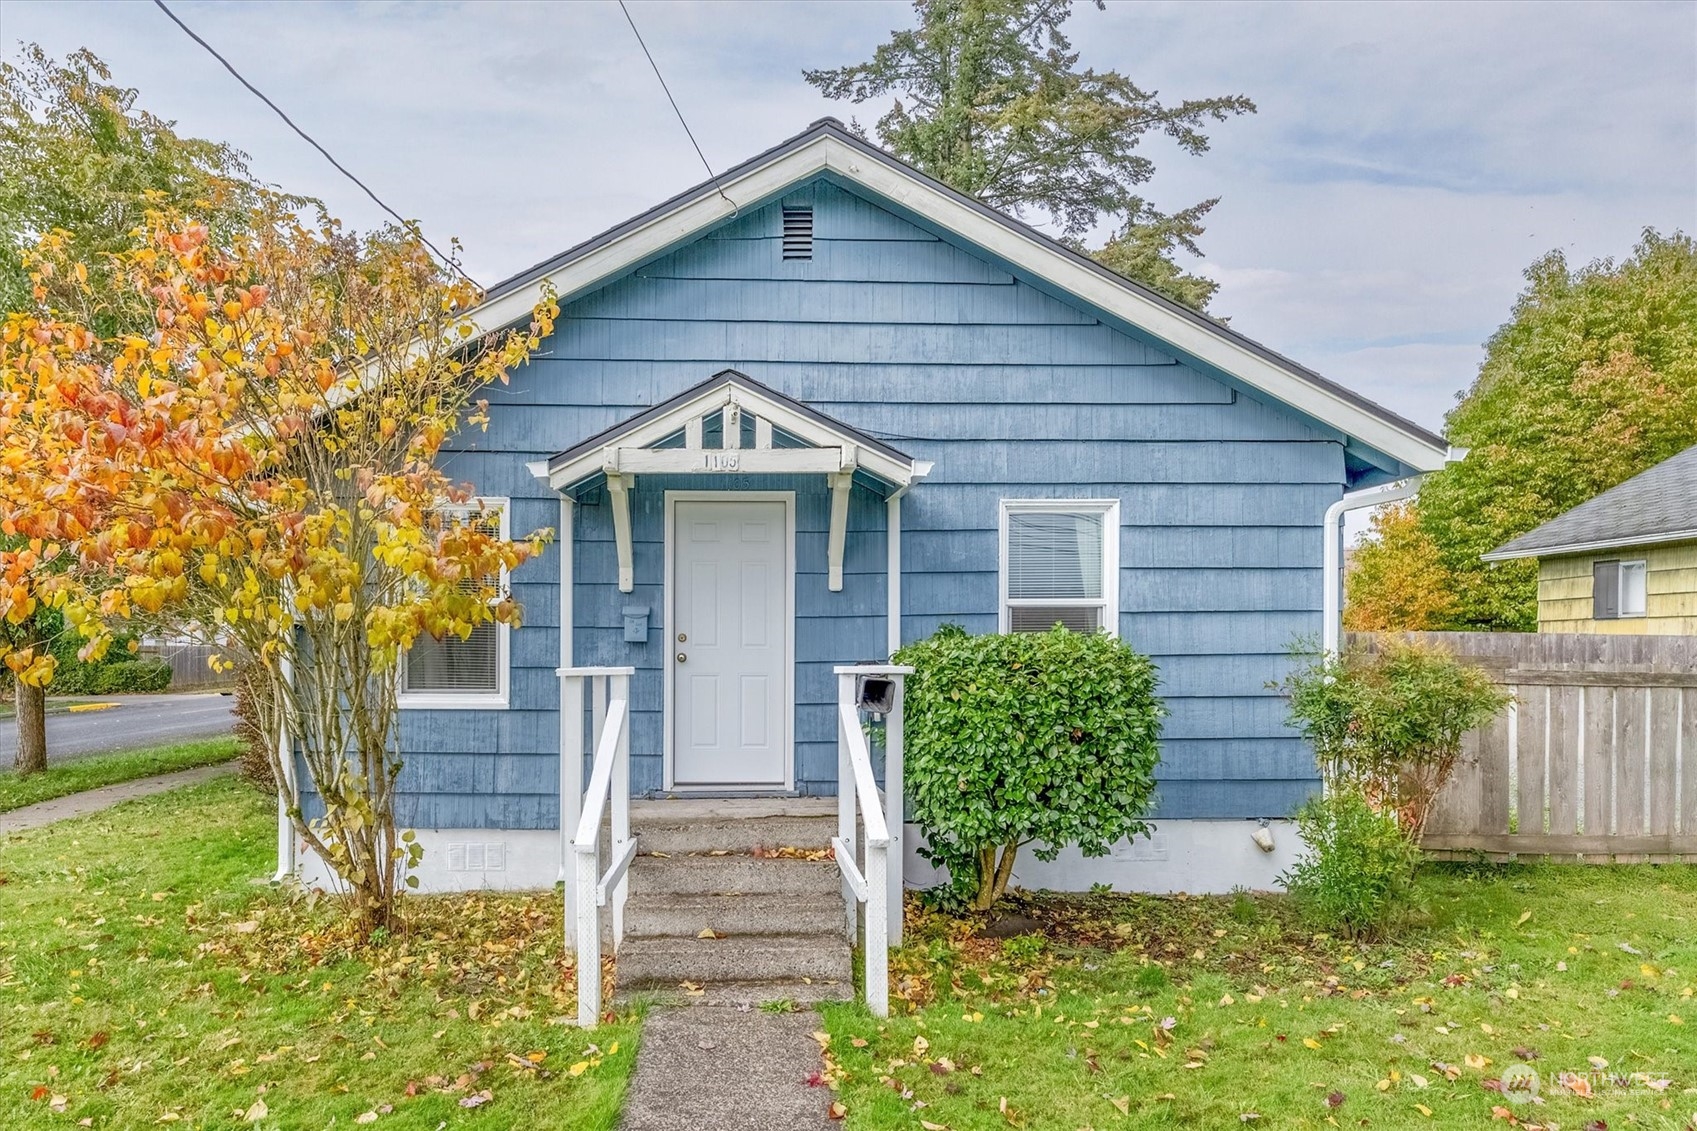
[
  {"xmin": 1483, "ymin": 444, "xmax": 1697, "ymax": 561},
  {"xmin": 471, "ymin": 118, "xmax": 1450, "ymax": 475}
]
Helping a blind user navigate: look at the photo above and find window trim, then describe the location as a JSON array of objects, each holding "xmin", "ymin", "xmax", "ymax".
[
  {"xmin": 998, "ymin": 499, "xmax": 1120, "ymax": 636},
  {"xmin": 398, "ymin": 496, "xmax": 512, "ymax": 710}
]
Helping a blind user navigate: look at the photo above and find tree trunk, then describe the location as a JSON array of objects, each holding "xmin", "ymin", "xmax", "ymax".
[
  {"xmin": 971, "ymin": 843, "xmax": 1021, "ymax": 911},
  {"xmin": 973, "ymin": 846, "xmax": 998, "ymax": 910},
  {"xmin": 13, "ymin": 678, "xmax": 47, "ymax": 775}
]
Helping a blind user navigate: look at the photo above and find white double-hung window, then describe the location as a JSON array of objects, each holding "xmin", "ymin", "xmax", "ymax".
[
  {"xmin": 999, "ymin": 499, "xmax": 1119, "ymax": 634},
  {"xmin": 399, "ymin": 497, "xmax": 511, "ymax": 709}
]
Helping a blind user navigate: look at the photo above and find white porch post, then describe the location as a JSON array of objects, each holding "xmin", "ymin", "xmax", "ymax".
[
  {"xmin": 885, "ymin": 674, "xmax": 904, "ymax": 948},
  {"xmin": 610, "ymin": 671, "xmax": 631, "ymax": 949},
  {"xmin": 886, "ymin": 493, "xmax": 902, "ymax": 656},
  {"xmin": 837, "ymin": 670, "xmax": 858, "ymax": 941},
  {"xmin": 272, "ymin": 651, "xmax": 296, "ymax": 883},
  {"xmin": 557, "ymin": 495, "xmax": 581, "ymax": 938},
  {"xmin": 559, "ymin": 672, "xmax": 585, "ymax": 942}
]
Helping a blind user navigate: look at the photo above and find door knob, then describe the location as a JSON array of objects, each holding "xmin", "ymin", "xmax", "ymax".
[{"xmin": 677, "ymin": 652, "xmax": 687, "ymax": 663}]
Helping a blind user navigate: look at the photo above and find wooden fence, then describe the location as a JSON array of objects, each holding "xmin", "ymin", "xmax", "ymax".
[
  {"xmin": 1347, "ymin": 632, "xmax": 1697, "ymax": 862},
  {"xmin": 139, "ymin": 641, "xmax": 233, "ymax": 692}
]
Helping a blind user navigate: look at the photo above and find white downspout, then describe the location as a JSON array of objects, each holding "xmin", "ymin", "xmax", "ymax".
[
  {"xmin": 1322, "ymin": 478, "xmax": 1423, "ymax": 655},
  {"xmin": 1322, "ymin": 447, "xmax": 1465, "ymax": 653}
]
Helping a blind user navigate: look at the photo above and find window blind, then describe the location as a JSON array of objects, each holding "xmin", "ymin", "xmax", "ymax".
[
  {"xmin": 1007, "ymin": 511, "xmax": 1104, "ymax": 600},
  {"xmin": 404, "ymin": 622, "xmax": 499, "ymax": 692},
  {"xmin": 1009, "ymin": 605, "xmax": 1101, "ymax": 632},
  {"xmin": 403, "ymin": 507, "xmax": 503, "ymax": 695}
]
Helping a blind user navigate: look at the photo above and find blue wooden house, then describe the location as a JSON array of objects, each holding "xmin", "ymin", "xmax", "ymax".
[{"xmin": 290, "ymin": 120, "xmax": 1447, "ymax": 902}]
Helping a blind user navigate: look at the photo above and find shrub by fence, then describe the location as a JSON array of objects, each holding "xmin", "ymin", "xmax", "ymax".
[
  {"xmin": 1348, "ymin": 632, "xmax": 1697, "ymax": 862},
  {"xmin": 138, "ymin": 642, "xmax": 232, "ymax": 691}
]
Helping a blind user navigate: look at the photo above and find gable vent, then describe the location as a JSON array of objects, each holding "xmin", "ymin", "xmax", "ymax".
[{"xmin": 781, "ymin": 206, "xmax": 813, "ymax": 260}]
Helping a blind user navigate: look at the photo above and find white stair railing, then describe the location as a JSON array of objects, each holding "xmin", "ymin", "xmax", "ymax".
[
  {"xmin": 557, "ymin": 666, "xmax": 636, "ymax": 1028},
  {"xmin": 833, "ymin": 664, "xmax": 912, "ymax": 1018}
]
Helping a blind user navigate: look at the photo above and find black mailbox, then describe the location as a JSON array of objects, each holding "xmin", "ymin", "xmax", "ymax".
[{"xmin": 856, "ymin": 675, "xmax": 896, "ymax": 714}]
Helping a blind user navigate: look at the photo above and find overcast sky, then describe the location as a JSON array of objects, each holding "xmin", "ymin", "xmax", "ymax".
[{"xmin": 5, "ymin": 0, "xmax": 1695, "ymax": 434}]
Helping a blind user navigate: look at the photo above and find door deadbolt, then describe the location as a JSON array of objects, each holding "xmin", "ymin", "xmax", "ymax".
[
  {"xmin": 677, "ymin": 633, "xmax": 687, "ymax": 643},
  {"xmin": 676, "ymin": 652, "xmax": 687, "ymax": 663}
]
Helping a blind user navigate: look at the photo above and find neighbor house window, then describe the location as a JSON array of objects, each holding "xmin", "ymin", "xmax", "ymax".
[
  {"xmin": 399, "ymin": 498, "xmax": 511, "ymax": 708},
  {"xmin": 1593, "ymin": 558, "xmax": 1648, "ymax": 620},
  {"xmin": 999, "ymin": 500, "xmax": 1119, "ymax": 634}
]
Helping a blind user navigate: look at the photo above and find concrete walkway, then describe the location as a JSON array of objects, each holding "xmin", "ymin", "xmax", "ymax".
[
  {"xmin": 1, "ymin": 762, "xmax": 236, "ymax": 833},
  {"xmin": 618, "ymin": 1006, "xmax": 835, "ymax": 1131}
]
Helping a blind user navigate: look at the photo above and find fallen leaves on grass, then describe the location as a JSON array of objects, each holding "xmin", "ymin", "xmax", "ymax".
[{"xmin": 191, "ymin": 887, "xmax": 582, "ymax": 1016}]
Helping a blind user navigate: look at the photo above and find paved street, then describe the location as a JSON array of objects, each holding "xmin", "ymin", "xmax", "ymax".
[{"xmin": 0, "ymin": 693, "xmax": 237, "ymax": 765}]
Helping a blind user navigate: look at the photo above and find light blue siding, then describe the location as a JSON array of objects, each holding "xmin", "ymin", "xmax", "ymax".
[{"xmin": 392, "ymin": 178, "xmax": 1342, "ymax": 829}]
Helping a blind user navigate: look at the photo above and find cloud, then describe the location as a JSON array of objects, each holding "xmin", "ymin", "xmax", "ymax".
[{"xmin": 5, "ymin": 0, "xmax": 1691, "ymax": 435}]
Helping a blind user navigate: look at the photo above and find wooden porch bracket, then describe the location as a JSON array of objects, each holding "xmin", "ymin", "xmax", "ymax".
[
  {"xmin": 605, "ymin": 468, "xmax": 634, "ymax": 593},
  {"xmin": 827, "ymin": 455, "xmax": 857, "ymax": 592}
]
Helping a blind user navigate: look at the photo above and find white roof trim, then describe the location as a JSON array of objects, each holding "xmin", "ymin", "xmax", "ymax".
[
  {"xmin": 471, "ymin": 129, "xmax": 1448, "ymax": 475},
  {"xmin": 1481, "ymin": 527, "xmax": 1697, "ymax": 562}
]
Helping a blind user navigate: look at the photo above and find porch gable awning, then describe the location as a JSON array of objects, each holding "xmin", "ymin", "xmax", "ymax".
[{"xmin": 530, "ymin": 370, "xmax": 930, "ymax": 592}]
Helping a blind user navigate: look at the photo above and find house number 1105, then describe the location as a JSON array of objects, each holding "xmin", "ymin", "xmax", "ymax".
[{"xmin": 704, "ymin": 452, "xmax": 741, "ymax": 471}]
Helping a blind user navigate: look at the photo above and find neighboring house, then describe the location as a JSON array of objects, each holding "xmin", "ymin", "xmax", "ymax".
[
  {"xmin": 292, "ymin": 119, "xmax": 1448, "ymax": 896},
  {"xmin": 1484, "ymin": 444, "xmax": 1697, "ymax": 634}
]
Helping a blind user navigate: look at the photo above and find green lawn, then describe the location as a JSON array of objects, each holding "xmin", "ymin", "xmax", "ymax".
[
  {"xmin": 0, "ymin": 737, "xmax": 241, "ymax": 813},
  {"xmin": 0, "ymin": 777, "xmax": 639, "ymax": 1129},
  {"xmin": 8, "ymin": 776, "xmax": 1695, "ymax": 1130},
  {"xmin": 823, "ymin": 869, "xmax": 1697, "ymax": 1130}
]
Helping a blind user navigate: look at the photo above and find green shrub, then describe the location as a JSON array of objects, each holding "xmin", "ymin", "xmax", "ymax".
[
  {"xmin": 16, "ymin": 610, "xmax": 174, "ymax": 696},
  {"xmin": 46, "ymin": 656, "xmax": 171, "ymax": 694},
  {"xmin": 1281, "ymin": 789, "xmax": 1420, "ymax": 939},
  {"xmin": 895, "ymin": 624, "xmax": 1165, "ymax": 911},
  {"xmin": 90, "ymin": 659, "xmax": 171, "ymax": 694},
  {"xmin": 1278, "ymin": 639, "xmax": 1510, "ymax": 840}
]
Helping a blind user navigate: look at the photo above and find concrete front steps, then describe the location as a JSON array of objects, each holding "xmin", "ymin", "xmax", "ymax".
[{"xmin": 614, "ymin": 798, "xmax": 852, "ymax": 1005}]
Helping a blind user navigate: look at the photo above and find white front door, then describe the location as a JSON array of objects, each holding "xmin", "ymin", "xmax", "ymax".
[{"xmin": 671, "ymin": 498, "xmax": 790, "ymax": 788}]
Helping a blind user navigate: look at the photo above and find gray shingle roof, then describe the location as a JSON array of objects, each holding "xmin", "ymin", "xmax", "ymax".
[{"xmin": 1483, "ymin": 443, "xmax": 1697, "ymax": 560}]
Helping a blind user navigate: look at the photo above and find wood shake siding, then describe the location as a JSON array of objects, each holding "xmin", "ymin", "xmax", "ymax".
[{"xmin": 1537, "ymin": 541, "xmax": 1697, "ymax": 634}]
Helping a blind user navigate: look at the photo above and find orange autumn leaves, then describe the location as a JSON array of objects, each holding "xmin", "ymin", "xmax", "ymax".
[{"xmin": 0, "ymin": 205, "xmax": 557, "ymax": 685}]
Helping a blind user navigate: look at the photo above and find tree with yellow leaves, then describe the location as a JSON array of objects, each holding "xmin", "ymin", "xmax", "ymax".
[
  {"xmin": 1, "ymin": 200, "xmax": 555, "ymax": 933},
  {"xmin": 1343, "ymin": 502, "xmax": 1456, "ymax": 633}
]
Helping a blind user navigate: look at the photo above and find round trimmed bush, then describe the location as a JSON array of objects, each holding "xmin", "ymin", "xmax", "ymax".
[{"xmin": 895, "ymin": 624, "xmax": 1165, "ymax": 910}]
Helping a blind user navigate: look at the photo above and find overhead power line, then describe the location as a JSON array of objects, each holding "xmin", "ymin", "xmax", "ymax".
[
  {"xmin": 617, "ymin": 0, "xmax": 737, "ymax": 214},
  {"xmin": 151, "ymin": 0, "xmax": 480, "ymax": 289}
]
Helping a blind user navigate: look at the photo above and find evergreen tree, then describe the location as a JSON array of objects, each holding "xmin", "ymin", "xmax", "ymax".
[{"xmin": 805, "ymin": 0, "xmax": 1253, "ymax": 311}]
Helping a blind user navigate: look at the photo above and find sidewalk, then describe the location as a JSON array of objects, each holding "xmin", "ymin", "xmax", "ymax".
[
  {"xmin": 1, "ymin": 762, "xmax": 236, "ymax": 833},
  {"xmin": 618, "ymin": 1006, "xmax": 836, "ymax": 1131}
]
